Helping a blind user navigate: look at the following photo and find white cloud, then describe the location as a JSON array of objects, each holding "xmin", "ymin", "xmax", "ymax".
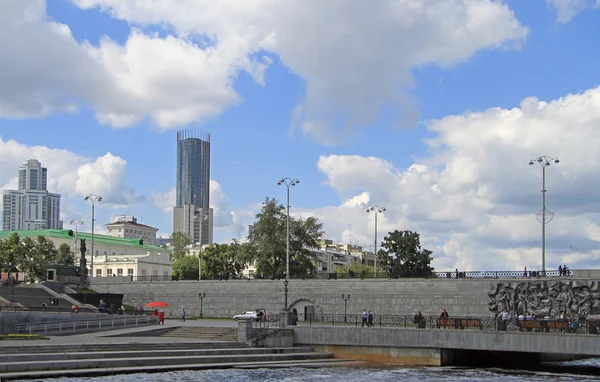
[
  {"xmin": 2, "ymin": 1, "xmax": 527, "ymax": 143},
  {"xmin": 0, "ymin": 137, "xmax": 143, "ymax": 208},
  {"xmin": 546, "ymin": 0, "xmax": 600, "ymax": 23},
  {"xmin": 285, "ymin": 86, "xmax": 600, "ymax": 271}
]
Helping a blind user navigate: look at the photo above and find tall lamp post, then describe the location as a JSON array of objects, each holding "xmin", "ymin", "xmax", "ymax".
[
  {"xmin": 529, "ymin": 156, "xmax": 560, "ymax": 276},
  {"xmin": 284, "ymin": 279, "xmax": 289, "ymax": 311},
  {"xmin": 194, "ymin": 212, "xmax": 210, "ymax": 280},
  {"xmin": 341, "ymin": 293, "xmax": 350, "ymax": 323},
  {"xmin": 198, "ymin": 292, "xmax": 206, "ymax": 318},
  {"xmin": 277, "ymin": 177, "xmax": 299, "ymax": 280},
  {"xmin": 366, "ymin": 205, "xmax": 386, "ymax": 278},
  {"xmin": 69, "ymin": 219, "xmax": 84, "ymax": 266},
  {"xmin": 84, "ymin": 194, "xmax": 102, "ymax": 278}
]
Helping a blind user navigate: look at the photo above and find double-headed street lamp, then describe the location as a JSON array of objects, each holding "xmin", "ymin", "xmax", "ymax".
[
  {"xmin": 341, "ymin": 294, "xmax": 351, "ymax": 323},
  {"xmin": 84, "ymin": 194, "xmax": 102, "ymax": 278},
  {"xmin": 529, "ymin": 156, "xmax": 560, "ymax": 275},
  {"xmin": 69, "ymin": 219, "xmax": 84, "ymax": 266},
  {"xmin": 277, "ymin": 177, "xmax": 299, "ymax": 280},
  {"xmin": 366, "ymin": 205, "xmax": 386, "ymax": 277}
]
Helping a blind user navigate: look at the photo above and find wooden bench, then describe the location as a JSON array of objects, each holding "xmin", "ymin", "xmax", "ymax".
[
  {"xmin": 518, "ymin": 320, "xmax": 542, "ymax": 331},
  {"xmin": 436, "ymin": 318, "xmax": 456, "ymax": 329},
  {"xmin": 457, "ymin": 318, "xmax": 482, "ymax": 330},
  {"xmin": 545, "ymin": 320, "xmax": 569, "ymax": 331}
]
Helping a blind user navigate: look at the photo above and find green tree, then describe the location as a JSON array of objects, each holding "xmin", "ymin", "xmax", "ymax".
[
  {"xmin": 378, "ymin": 230, "xmax": 435, "ymax": 278},
  {"xmin": 56, "ymin": 243, "xmax": 75, "ymax": 265},
  {"xmin": 19, "ymin": 237, "xmax": 39, "ymax": 282},
  {"xmin": 336, "ymin": 262, "xmax": 373, "ymax": 278},
  {"xmin": 170, "ymin": 232, "xmax": 191, "ymax": 260},
  {"xmin": 202, "ymin": 242, "xmax": 246, "ymax": 279},
  {"xmin": 172, "ymin": 255, "xmax": 199, "ymax": 280},
  {"xmin": 246, "ymin": 197, "xmax": 323, "ymax": 279},
  {"xmin": 0, "ymin": 233, "xmax": 21, "ymax": 272}
]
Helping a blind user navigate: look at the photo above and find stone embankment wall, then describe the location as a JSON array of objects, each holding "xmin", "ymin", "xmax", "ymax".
[{"xmin": 90, "ymin": 278, "xmax": 526, "ymax": 318}]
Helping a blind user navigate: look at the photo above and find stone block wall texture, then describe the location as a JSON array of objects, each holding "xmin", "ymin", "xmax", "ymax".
[{"xmin": 87, "ymin": 277, "xmax": 594, "ymax": 319}]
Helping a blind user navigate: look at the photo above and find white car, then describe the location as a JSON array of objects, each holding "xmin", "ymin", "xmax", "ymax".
[{"xmin": 233, "ymin": 311, "xmax": 260, "ymax": 321}]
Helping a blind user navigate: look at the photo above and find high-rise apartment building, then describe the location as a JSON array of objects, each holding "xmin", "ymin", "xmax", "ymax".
[
  {"xmin": 172, "ymin": 131, "xmax": 213, "ymax": 246},
  {"xmin": 2, "ymin": 159, "xmax": 62, "ymax": 231}
]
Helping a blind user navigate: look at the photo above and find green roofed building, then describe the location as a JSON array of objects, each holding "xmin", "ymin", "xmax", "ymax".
[{"xmin": 0, "ymin": 229, "xmax": 172, "ymax": 279}]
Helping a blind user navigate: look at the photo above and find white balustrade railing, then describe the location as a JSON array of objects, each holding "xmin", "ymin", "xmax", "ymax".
[{"xmin": 14, "ymin": 315, "xmax": 159, "ymax": 334}]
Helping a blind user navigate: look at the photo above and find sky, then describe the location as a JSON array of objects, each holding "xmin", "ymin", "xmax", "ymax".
[{"xmin": 1, "ymin": 0, "xmax": 600, "ymax": 272}]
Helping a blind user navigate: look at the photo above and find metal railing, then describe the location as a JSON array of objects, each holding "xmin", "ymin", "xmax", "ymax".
[
  {"xmin": 13, "ymin": 315, "xmax": 159, "ymax": 335},
  {"xmin": 120, "ymin": 269, "xmax": 572, "ymax": 282},
  {"xmin": 252, "ymin": 314, "xmax": 280, "ymax": 330},
  {"xmin": 291, "ymin": 313, "xmax": 597, "ymax": 335},
  {"xmin": 0, "ymin": 305, "xmax": 97, "ymax": 313}
]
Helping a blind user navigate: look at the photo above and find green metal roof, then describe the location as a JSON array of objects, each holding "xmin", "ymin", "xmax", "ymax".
[{"xmin": 0, "ymin": 229, "xmax": 166, "ymax": 251}]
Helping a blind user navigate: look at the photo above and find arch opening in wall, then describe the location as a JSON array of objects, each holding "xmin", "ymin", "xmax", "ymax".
[{"xmin": 289, "ymin": 298, "xmax": 316, "ymax": 321}]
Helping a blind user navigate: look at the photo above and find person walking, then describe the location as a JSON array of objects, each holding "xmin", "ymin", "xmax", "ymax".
[
  {"xmin": 182, "ymin": 309, "xmax": 186, "ymax": 322},
  {"xmin": 362, "ymin": 310, "xmax": 368, "ymax": 327},
  {"xmin": 367, "ymin": 311, "xmax": 374, "ymax": 327},
  {"xmin": 558, "ymin": 265, "xmax": 563, "ymax": 276}
]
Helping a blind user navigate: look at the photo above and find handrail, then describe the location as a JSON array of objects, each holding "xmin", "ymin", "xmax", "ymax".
[
  {"xmin": 13, "ymin": 315, "xmax": 159, "ymax": 334},
  {"xmin": 124, "ymin": 269, "xmax": 572, "ymax": 282}
]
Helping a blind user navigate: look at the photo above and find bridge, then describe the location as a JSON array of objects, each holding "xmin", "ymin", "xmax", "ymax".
[{"xmin": 293, "ymin": 325, "xmax": 600, "ymax": 367}]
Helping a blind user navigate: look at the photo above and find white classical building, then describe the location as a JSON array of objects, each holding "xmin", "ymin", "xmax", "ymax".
[
  {"xmin": 0, "ymin": 229, "xmax": 172, "ymax": 279},
  {"xmin": 105, "ymin": 215, "xmax": 159, "ymax": 246}
]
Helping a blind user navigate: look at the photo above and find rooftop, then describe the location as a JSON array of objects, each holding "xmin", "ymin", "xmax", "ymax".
[
  {"xmin": 105, "ymin": 221, "xmax": 159, "ymax": 231},
  {"xmin": 0, "ymin": 229, "xmax": 166, "ymax": 251}
]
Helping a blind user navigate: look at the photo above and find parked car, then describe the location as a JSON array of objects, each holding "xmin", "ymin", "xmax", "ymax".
[{"xmin": 233, "ymin": 310, "xmax": 265, "ymax": 321}]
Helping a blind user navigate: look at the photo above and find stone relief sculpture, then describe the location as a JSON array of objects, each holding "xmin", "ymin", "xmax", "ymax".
[{"xmin": 488, "ymin": 280, "xmax": 600, "ymax": 320}]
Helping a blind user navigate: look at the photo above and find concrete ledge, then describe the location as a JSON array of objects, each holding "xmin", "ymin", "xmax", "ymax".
[{"xmin": 294, "ymin": 326, "xmax": 600, "ymax": 357}]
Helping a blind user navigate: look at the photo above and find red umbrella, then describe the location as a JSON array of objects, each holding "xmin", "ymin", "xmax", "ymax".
[{"xmin": 146, "ymin": 301, "xmax": 169, "ymax": 308}]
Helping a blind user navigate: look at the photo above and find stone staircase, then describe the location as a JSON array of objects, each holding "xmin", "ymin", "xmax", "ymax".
[
  {"xmin": 0, "ymin": 342, "xmax": 350, "ymax": 380},
  {"xmin": 161, "ymin": 326, "xmax": 239, "ymax": 341}
]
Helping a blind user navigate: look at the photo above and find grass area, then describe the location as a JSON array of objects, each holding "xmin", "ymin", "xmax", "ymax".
[{"xmin": 0, "ymin": 334, "xmax": 49, "ymax": 340}]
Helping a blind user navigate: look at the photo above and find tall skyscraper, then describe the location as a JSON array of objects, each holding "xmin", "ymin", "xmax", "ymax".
[
  {"xmin": 173, "ymin": 131, "xmax": 213, "ymax": 246},
  {"xmin": 2, "ymin": 159, "xmax": 62, "ymax": 231}
]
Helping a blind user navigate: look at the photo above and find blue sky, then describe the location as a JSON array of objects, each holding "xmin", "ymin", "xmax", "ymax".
[{"xmin": 1, "ymin": 0, "xmax": 600, "ymax": 270}]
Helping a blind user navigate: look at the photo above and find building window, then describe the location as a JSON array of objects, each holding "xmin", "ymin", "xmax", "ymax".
[
  {"xmin": 141, "ymin": 269, "xmax": 147, "ymax": 276},
  {"xmin": 107, "ymin": 269, "xmax": 113, "ymax": 276},
  {"xmin": 96, "ymin": 269, "xmax": 102, "ymax": 277},
  {"xmin": 117, "ymin": 269, "xmax": 123, "ymax": 276},
  {"xmin": 128, "ymin": 269, "xmax": 134, "ymax": 276}
]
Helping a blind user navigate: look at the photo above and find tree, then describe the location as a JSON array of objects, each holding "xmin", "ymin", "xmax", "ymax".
[
  {"xmin": 172, "ymin": 255, "xmax": 199, "ymax": 280},
  {"xmin": 202, "ymin": 242, "xmax": 246, "ymax": 279},
  {"xmin": 56, "ymin": 243, "xmax": 75, "ymax": 265},
  {"xmin": 378, "ymin": 230, "xmax": 435, "ymax": 278},
  {"xmin": 337, "ymin": 262, "xmax": 373, "ymax": 278},
  {"xmin": 246, "ymin": 197, "xmax": 323, "ymax": 279},
  {"xmin": 170, "ymin": 232, "xmax": 191, "ymax": 260}
]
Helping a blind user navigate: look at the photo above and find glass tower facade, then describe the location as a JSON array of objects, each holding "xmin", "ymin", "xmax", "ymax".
[{"xmin": 176, "ymin": 131, "xmax": 210, "ymax": 209}]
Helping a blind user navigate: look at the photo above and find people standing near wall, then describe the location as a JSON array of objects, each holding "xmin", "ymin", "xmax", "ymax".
[
  {"xmin": 368, "ymin": 311, "xmax": 374, "ymax": 327},
  {"xmin": 182, "ymin": 309, "xmax": 186, "ymax": 322},
  {"xmin": 439, "ymin": 308, "xmax": 449, "ymax": 319},
  {"xmin": 362, "ymin": 310, "xmax": 368, "ymax": 327}
]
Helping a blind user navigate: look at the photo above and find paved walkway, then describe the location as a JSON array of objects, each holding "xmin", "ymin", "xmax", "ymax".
[{"xmin": 0, "ymin": 318, "xmax": 238, "ymax": 347}]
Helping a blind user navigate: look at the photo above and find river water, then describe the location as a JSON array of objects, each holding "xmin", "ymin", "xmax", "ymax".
[{"xmin": 17, "ymin": 358, "xmax": 600, "ymax": 382}]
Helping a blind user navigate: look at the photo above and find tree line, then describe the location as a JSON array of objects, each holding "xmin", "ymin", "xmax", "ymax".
[
  {"xmin": 0, "ymin": 233, "xmax": 75, "ymax": 282},
  {"xmin": 170, "ymin": 197, "xmax": 435, "ymax": 280}
]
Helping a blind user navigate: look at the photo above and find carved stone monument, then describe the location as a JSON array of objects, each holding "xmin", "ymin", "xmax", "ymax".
[
  {"xmin": 488, "ymin": 280, "xmax": 600, "ymax": 320},
  {"xmin": 79, "ymin": 239, "xmax": 88, "ymax": 288}
]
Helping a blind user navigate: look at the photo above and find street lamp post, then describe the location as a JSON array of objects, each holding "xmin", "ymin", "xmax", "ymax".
[
  {"xmin": 529, "ymin": 156, "xmax": 560, "ymax": 276},
  {"xmin": 69, "ymin": 219, "xmax": 84, "ymax": 266},
  {"xmin": 194, "ymin": 212, "xmax": 210, "ymax": 280},
  {"xmin": 198, "ymin": 292, "xmax": 206, "ymax": 318},
  {"xmin": 277, "ymin": 177, "xmax": 299, "ymax": 280},
  {"xmin": 366, "ymin": 206, "xmax": 386, "ymax": 278},
  {"xmin": 341, "ymin": 293, "xmax": 350, "ymax": 323},
  {"xmin": 84, "ymin": 194, "xmax": 102, "ymax": 278},
  {"xmin": 284, "ymin": 279, "xmax": 289, "ymax": 311}
]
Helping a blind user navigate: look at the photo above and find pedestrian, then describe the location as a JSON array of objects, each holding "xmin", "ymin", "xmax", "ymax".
[
  {"xmin": 362, "ymin": 310, "xmax": 368, "ymax": 327},
  {"xmin": 558, "ymin": 265, "xmax": 563, "ymax": 276},
  {"xmin": 523, "ymin": 267, "xmax": 528, "ymax": 278},
  {"xmin": 182, "ymin": 309, "xmax": 186, "ymax": 322},
  {"xmin": 368, "ymin": 311, "xmax": 374, "ymax": 327},
  {"xmin": 41, "ymin": 301, "xmax": 47, "ymax": 312},
  {"xmin": 439, "ymin": 308, "xmax": 449, "ymax": 319},
  {"xmin": 563, "ymin": 265, "xmax": 569, "ymax": 276}
]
